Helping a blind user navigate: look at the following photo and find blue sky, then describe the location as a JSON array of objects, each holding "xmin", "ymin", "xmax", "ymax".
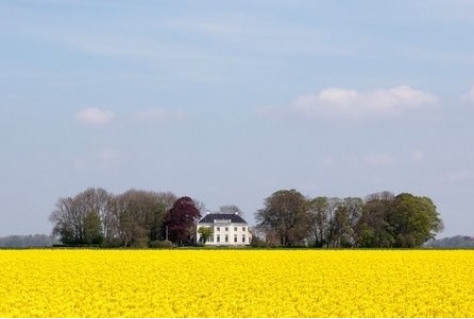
[{"xmin": 1, "ymin": 0, "xmax": 474, "ymax": 237}]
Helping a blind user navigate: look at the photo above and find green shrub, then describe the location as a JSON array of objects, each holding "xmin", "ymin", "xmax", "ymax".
[{"xmin": 149, "ymin": 240, "xmax": 174, "ymax": 248}]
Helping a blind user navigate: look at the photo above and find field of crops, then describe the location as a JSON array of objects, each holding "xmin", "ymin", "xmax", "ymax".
[{"xmin": 0, "ymin": 249, "xmax": 473, "ymax": 317}]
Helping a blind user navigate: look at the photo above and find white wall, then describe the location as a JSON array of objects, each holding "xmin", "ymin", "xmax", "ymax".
[{"xmin": 196, "ymin": 222, "xmax": 252, "ymax": 246}]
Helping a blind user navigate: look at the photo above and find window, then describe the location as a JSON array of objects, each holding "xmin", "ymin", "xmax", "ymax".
[
  {"xmin": 209, "ymin": 236, "xmax": 214, "ymax": 243},
  {"xmin": 234, "ymin": 227, "xmax": 237, "ymax": 231},
  {"xmin": 242, "ymin": 235, "xmax": 246, "ymax": 243},
  {"xmin": 225, "ymin": 227, "xmax": 229, "ymax": 232},
  {"xmin": 216, "ymin": 235, "xmax": 220, "ymax": 243},
  {"xmin": 225, "ymin": 235, "xmax": 229, "ymax": 243},
  {"xmin": 216, "ymin": 227, "xmax": 220, "ymax": 232},
  {"xmin": 234, "ymin": 235, "xmax": 238, "ymax": 243},
  {"xmin": 242, "ymin": 227, "xmax": 246, "ymax": 231}
]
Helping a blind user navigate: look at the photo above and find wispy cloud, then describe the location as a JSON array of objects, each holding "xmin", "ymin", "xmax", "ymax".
[
  {"xmin": 165, "ymin": 16, "xmax": 270, "ymax": 39},
  {"xmin": 76, "ymin": 108, "xmax": 115, "ymax": 126},
  {"xmin": 29, "ymin": 11, "xmax": 359, "ymax": 64},
  {"xmin": 291, "ymin": 85, "xmax": 437, "ymax": 119},
  {"xmin": 133, "ymin": 108, "xmax": 185, "ymax": 123},
  {"xmin": 162, "ymin": 15, "xmax": 360, "ymax": 57},
  {"xmin": 62, "ymin": 34, "xmax": 207, "ymax": 60}
]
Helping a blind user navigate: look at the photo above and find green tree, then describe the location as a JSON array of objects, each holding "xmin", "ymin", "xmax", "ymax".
[
  {"xmin": 84, "ymin": 209, "xmax": 103, "ymax": 245},
  {"xmin": 390, "ymin": 193, "xmax": 444, "ymax": 247},
  {"xmin": 328, "ymin": 203, "xmax": 352, "ymax": 247},
  {"xmin": 355, "ymin": 192, "xmax": 396, "ymax": 248},
  {"xmin": 255, "ymin": 189, "xmax": 310, "ymax": 246},
  {"xmin": 354, "ymin": 191, "xmax": 444, "ymax": 248},
  {"xmin": 198, "ymin": 226, "xmax": 214, "ymax": 245},
  {"xmin": 308, "ymin": 197, "xmax": 330, "ymax": 247}
]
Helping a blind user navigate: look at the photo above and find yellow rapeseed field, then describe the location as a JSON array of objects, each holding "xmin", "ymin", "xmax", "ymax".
[{"xmin": 0, "ymin": 249, "xmax": 473, "ymax": 317}]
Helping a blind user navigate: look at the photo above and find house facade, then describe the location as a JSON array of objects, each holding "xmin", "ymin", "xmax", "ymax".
[{"xmin": 196, "ymin": 213, "xmax": 252, "ymax": 246}]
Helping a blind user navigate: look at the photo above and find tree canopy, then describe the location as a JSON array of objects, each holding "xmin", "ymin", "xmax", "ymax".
[
  {"xmin": 163, "ymin": 196, "xmax": 201, "ymax": 246},
  {"xmin": 255, "ymin": 189, "xmax": 443, "ymax": 248},
  {"xmin": 49, "ymin": 187, "xmax": 443, "ymax": 249},
  {"xmin": 256, "ymin": 189, "xmax": 311, "ymax": 246},
  {"xmin": 49, "ymin": 188, "xmax": 200, "ymax": 247}
]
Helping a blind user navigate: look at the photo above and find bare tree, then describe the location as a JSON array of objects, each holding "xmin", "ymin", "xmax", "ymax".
[
  {"xmin": 49, "ymin": 188, "xmax": 110, "ymax": 245},
  {"xmin": 49, "ymin": 197, "xmax": 76, "ymax": 245},
  {"xmin": 50, "ymin": 188, "xmax": 173, "ymax": 247},
  {"xmin": 111, "ymin": 189, "xmax": 169, "ymax": 247}
]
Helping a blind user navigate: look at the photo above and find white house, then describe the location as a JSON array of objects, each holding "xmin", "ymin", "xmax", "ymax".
[{"xmin": 196, "ymin": 213, "xmax": 252, "ymax": 246}]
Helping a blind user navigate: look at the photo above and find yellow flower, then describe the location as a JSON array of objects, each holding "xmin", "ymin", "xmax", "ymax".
[{"xmin": 0, "ymin": 250, "xmax": 473, "ymax": 317}]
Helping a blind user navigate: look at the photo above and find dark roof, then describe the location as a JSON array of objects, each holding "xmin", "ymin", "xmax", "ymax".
[{"xmin": 199, "ymin": 213, "xmax": 248, "ymax": 224}]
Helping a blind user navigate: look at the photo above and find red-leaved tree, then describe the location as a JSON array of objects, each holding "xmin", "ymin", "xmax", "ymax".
[{"xmin": 163, "ymin": 196, "xmax": 201, "ymax": 245}]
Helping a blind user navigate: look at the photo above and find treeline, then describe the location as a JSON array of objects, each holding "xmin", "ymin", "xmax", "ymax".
[
  {"xmin": 254, "ymin": 189, "xmax": 444, "ymax": 248},
  {"xmin": 50, "ymin": 187, "xmax": 444, "ymax": 249},
  {"xmin": 49, "ymin": 188, "xmax": 201, "ymax": 247},
  {"xmin": 0, "ymin": 234, "xmax": 56, "ymax": 248},
  {"xmin": 426, "ymin": 236, "xmax": 474, "ymax": 248}
]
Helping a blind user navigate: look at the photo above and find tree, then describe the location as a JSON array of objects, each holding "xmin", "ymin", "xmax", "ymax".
[
  {"xmin": 49, "ymin": 188, "xmax": 115, "ymax": 246},
  {"xmin": 192, "ymin": 199, "xmax": 207, "ymax": 213},
  {"xmin": 110, "ymin": 189, "xmax": 169, "ymax": 247},
  {"xmin": 0, "ymin": 234, "xmax": 56, "ymax": 248},
  {"xmin": 426, "ymin": 235, "xmax": 474, "ymax": 248},
  {"xmin": 79, "ymin": 188, "xmax": 111, "ymax": 243},
  {"xmin": 390, "ymin": 193, "xmax": 444, "ymax": 247},
  {"xmin": 354, "ymin": 191, "xmax": 444, "ymax": 248},
  {"xmin": 50, "ymin": 188, "xmax": 172, "ymax": 247},
  {"xmin": 84, "ymin": 209, "xmax": 103, "ymax": 245},
  {"xmin": 158, "ymin": 191, "xmax": 178, "ymax": 211},
  {"xmin": 355, "ymin": 191, "xmax": 396, "ymax": 248},
  {"xmin": 49, "ymin": 196, "xmax": 77, "ymax": 245},
  {"xmin": 342, "ymin": 197, "xmax": 364, "ymax": 246},
  {"xmin": 328, "ymin": 203, "xmax": 352, "ymax": 248},
  {"xmin": 163, "ymin": 196, "xmax": 201, "ymax": 246},
  {"xmin": 308, "ymin": 197, "xmax": 330, "ymax": 247},
  {"xmin": 255, "ymin": 189, "xmax": 310, "ymax": 246},
  {"xmin": 197, "ymin": 227, "xmax": 214, "ymax": 245}
]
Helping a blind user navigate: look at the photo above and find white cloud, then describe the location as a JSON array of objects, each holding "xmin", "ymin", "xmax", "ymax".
[
  {"xmin": 363, "ymin": 152, "xmax": 395, "ymax": 166},
  {"xmin": 291, "ymin": 85, "xmax": 437, "ymax": 119},
  {"xmin": 133, "ymin": 108, "xmax": 185, "ymax": 123},
  {"xmin": 76, "ymin": 108, "xmax": 115, "ymax": 125}
]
